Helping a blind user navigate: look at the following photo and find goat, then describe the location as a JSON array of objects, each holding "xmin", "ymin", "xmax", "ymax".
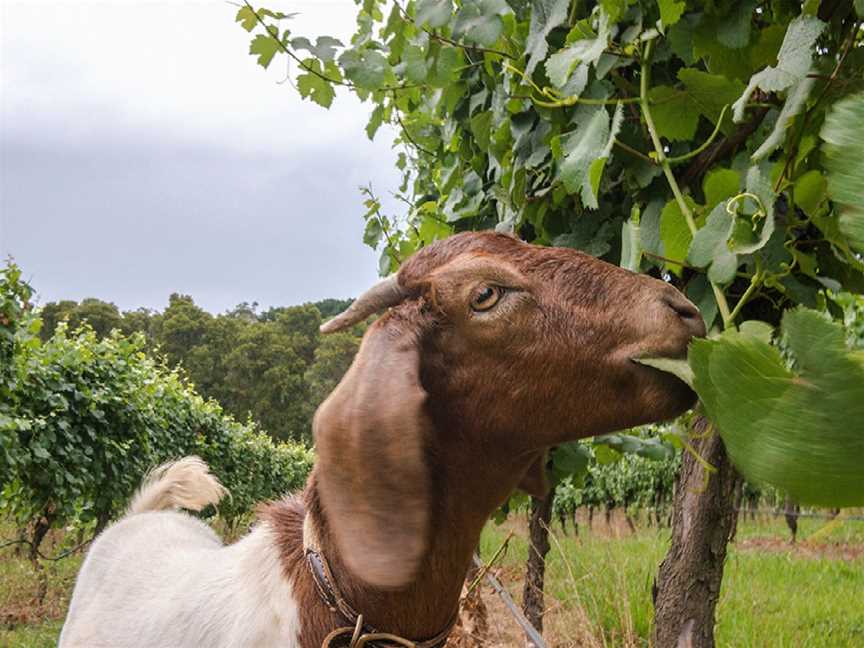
[{"xmin": 59, "ymin": 231, "xmax": 705, "ymax": 648}]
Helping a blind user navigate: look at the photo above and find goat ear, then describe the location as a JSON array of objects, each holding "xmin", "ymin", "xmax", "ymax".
[
  {"xmin": 517, "ymin": 450, "xmax": 550, "ymax": 498},
  {"xmin": 313, "ymin": 320, "xmax": 430, "ymax": 589}
]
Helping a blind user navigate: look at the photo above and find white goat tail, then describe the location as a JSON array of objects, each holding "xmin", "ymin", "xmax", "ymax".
[{"xmin": 127, "ymin": 456, "xmax": 226, "ymax": 515}]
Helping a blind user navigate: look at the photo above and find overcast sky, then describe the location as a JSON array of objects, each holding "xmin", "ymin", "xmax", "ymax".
[{"xmin": 0, "ymin": 0, "xmax": 401, "ymax": 314}]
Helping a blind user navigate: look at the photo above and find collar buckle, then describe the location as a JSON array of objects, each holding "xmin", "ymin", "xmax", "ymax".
[{"xmin": 302, "ymin": 515, "xmax": 456, "ymax": 648}]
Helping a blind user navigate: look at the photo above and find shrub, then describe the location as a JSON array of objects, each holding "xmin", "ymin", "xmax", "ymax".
[{"xmin": 0, "ymin": 263, "xmax": 313, "ymax": 543}]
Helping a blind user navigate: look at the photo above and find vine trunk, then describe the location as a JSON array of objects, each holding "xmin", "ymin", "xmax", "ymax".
[
  {"xmin": 652, "ymin": 423, "xmax": 739, "ymax": 648},
  {"xmin": 522, "ymin": 494, "xmax": 553, "ymax": 648}
]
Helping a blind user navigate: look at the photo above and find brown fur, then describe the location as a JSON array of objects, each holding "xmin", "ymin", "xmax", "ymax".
[
  {"xmin": 257, "ymin": 494, "xmax": 341, "ymax": 648},
  {"xmin": 260, "ymin": 231, "xmax": 705, "ymax": 646}
]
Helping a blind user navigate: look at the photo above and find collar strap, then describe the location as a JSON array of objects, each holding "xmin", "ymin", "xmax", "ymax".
[{"xmin": 302, "ymin": 515, "xmax": 457, "ymax": 648}]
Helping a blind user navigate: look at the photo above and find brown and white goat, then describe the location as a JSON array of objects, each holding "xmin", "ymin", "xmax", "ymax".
[{"xmin": 59, "ymin": 231, "xmax": 705, "ymax": 647}]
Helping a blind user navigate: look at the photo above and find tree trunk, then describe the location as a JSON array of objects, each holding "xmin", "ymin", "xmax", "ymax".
[
  {"xmin": 784, "ymin": 497, "xmax": 800, "ymax": 544},
  {"xmin": 625, "ymin": 512, "xmax": 636, "ymax": 534},
  {"xmin": 29, "ymin": 511, "xmax": 55, "ymax": 607},
  {"xmin": 652, "ymin": 427, "xmax": 740, "ymax": 648},
  {"xmin": 522, "ymin": 494, "xmax": 553, "ymax": 648},
  {"xmin": 29, "ymin": 514, "xmax": 53, "ymax": 563},
  {"xmin": 95, "ymin": 511, "xmax": 112, "ymax": 537}
]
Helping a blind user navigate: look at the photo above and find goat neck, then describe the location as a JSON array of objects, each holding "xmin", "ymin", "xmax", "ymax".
[{"xmin": 260, "ymin": 438, "xmax": 531, "ymax": 648}]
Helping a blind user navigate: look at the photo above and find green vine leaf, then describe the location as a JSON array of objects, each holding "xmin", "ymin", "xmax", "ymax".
[
  {"xmin": 339, "ymin": 48, "xmax": 391, "ymax": 89},
  {"xmin": 524, "ymin": 0, "xmax": 571, "ymax": 76},
  {"xmin": 688, "ymin": 203, "xmax": 738, "ymax": 285},
  {"xmin": 553, "ymin": 103, "xmax": 622, "ymax": 209},
  {"xmin": 249, "ymin": 33, "xmax": 281, "ymax": 69},
  {"xmin": 551, "ymin": 442, "xmax": 591, "ymax": 483},
  {"xmin": 821, "ymin": 92, "xmax": 864, "ymax": 253},
  {"xmin": 432, "ymin": 46, "xmax": 465, "ymax": 86},
  {"xmin": 415, "ymin": 0, "xmax": 452, "ymax": 29},
  {"xmin": 703, "ymin": 168, "xmax": 741, "ymax": 207},
  {"xmin": 600, "ymin": 0, "xmax": 627, "ymax": 23},
  {"xmin": 659, "ymin": 197, "xmax": 696, "ymax": 276},
  {"xmin": 290, "ymin": 36, "xmax": 343, "ymax": 63},
  {"xmin": 236, "ymin": 6, "xmax": 259, "ymax": 32},
  {"xmin": 677, "ymin": 68, "xmax": 743, "ymax": 129},
  {"xmin": 649, "ymin": 86, "xmax": 700, "ymax": 142},
  {"xmin": 403, "ymin": 44, "xmax": 430, "ymax": 83},
  {"xmin": 657, "ymin": 0, "xmax": 686, "ymax": 28},
  {"xmin": 729, "ymin": 165, "xmax": 775, "ymax": 255},
  {"xmin": 751, "ymin": 76, "xmax": 815, "ymax": 161},
  {"xmin": 452, "ymin": 0, "xmax": 513, "ymax": 47},
  {"xmin": 716, "ymin": 0, "xmax": 756, "ymax": 49},
  {"xmin": 633, "ymin": 356, "xmax": 694, "ymax": 388},
  {"xmin": 732, "ymin": 15, "xmax": 825, "ymax": 121},
  {"xmin": 691, "ymin": 308, "xmax": 864, "ymax": 507},
  {"xmin": 296, "ymin": 60, "xmax": 337, "ymax": 108},
  {"xmin": 792, "ymin": 169, "xmax": 827, "ymax": 218},
  {"xmin": 544, "ymin": 9, "xmax": 610, "ymax": 85}
]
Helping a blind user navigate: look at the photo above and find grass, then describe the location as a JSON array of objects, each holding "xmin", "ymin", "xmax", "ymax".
[
  {"xmin": 480, "ymin": 511, "xmax": 864, "ymax": 647},
  {"xmin": 1, "ymin": 513, "xmax": 862, "ymax": 647},
  {"xmin": 0, "ymin": 525, "xmax": 83, "ymax": 648}
]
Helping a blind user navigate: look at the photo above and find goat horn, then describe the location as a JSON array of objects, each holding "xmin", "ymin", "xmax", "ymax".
[{"xmin": 320, "ymin": 275, "xmax": 408, "ymax": 334}]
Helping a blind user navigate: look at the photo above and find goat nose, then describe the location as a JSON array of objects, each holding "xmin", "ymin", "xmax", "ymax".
[{"xmin": 663, "ymin": 292, "xmax": 706, "ymax": 338}]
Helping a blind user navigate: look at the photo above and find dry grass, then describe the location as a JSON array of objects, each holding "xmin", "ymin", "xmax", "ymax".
[
  {"xmin": 469, "ymin": 510, "xmax": 650, "ymax": 648},
  {"xmin": 478, "ymin": 510, "xmax": 864, "ymax": 647},
  {"xmin": 0, "ymin": 526, "xmax": 84, "ymax": 648}
]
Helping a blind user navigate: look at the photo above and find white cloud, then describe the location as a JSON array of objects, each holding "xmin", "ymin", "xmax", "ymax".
[
  {"xmin": 1, "ymin": 0, "xmax": 392, "ymax": 154},
  {"xmin": 0, "ymin": 0, "xmax": 406, "ymax": 312}
]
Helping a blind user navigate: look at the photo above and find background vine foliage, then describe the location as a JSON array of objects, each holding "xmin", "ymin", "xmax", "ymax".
[
  {"xmin": 239, "ymin": 0, "xmax": 864, "ymax": 498},
  {"xmin": 0, "ymin": 265, "xmax": 314, "ymax": 553}
]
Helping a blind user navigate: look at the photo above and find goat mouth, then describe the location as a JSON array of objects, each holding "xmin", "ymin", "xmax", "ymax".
[
  {"xmin": 628, "ymin": 353, "xmax": 698, "ymax": 411},
  {"xmin": 628, "ymin": 353, "xmax": 689, "ymax": 379},
  {"xmin": 629, "ymin": 351, "xmax": 686, "ymax": 362}
]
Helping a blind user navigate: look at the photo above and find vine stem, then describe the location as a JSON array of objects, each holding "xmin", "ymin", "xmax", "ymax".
[
  {"xmin": 0, "ymin": 536, "xmax": 94, "ymax": 561},
  {"xmin": 361, "ymin": 185, "xmax": 403, "ymax": 264},
  {"xmin": 393, "ymin": 1, "xmax": 516, "ymax": 60},
  {"xmin": 533, "ymin": 94, "xmax": 642, "ymax": 107},
  {"xmin": 391, "ymin": 92, "xmax": 436, "ymax": 157},
  {"xmin": 504, "ymin": 62, "xmax": 640, "ymax": 107},
  {"xmin": 727, "ymin": 259, "xmax": 763, "ymax": 323},
  {"xmin": 613, "ymin": 138, "xmax": 654, "ymax": 163},
  {"xmin": 242, "ymin": 1, "xmax": 350, "ymax": 88},
  {"xmin": 464, "ymin": 531, "xmax": 513, "ymax": 597},
  {"xmin": 639, "ymin": 41, "xmax": 733, "ymax": 330},
  {"xmin": 666, "ymin": 104, "xmax": 729, "ymax": 165},
  {"xmin": 242, "ymin": 1, "xmax": 423, "ymax": 93}
]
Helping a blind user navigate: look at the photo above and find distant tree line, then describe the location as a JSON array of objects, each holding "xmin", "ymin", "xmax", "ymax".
[{"xmin": 37, "ymin": 295, "xmax": 363, "ymax": 444}]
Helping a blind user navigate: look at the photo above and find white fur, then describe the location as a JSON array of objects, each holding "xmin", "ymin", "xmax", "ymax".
[
  {"xmin": 127, "ymin": 456, "xmax": 226, "ymax": 516},
  {"xmin": 59, "ymin": 459, "xmax": 301, "ymax": 648}
]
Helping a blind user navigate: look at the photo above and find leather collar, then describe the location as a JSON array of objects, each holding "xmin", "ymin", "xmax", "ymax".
[{"xmin": 302, "ymin": 515, "xmax": 457, "ymax": 648}]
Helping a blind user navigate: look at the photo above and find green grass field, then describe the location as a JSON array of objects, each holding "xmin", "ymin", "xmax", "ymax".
[
  {"xmin": 479, "ymin": 512, "xmax": 864, "ymax": 647},
  {"xmin": 1, "ymin": 513, "xmax": 862, "ymax": 647}
]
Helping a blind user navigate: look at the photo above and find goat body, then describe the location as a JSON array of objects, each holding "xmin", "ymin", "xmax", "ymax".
[{"xmin": 59, "ymin": 459, "xmax": 301, "ymax": 647}]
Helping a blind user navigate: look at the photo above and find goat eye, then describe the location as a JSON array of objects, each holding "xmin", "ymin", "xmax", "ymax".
[{"xmin": 470, "ymin": 286, "xmax": 502, "ymax": 312}]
